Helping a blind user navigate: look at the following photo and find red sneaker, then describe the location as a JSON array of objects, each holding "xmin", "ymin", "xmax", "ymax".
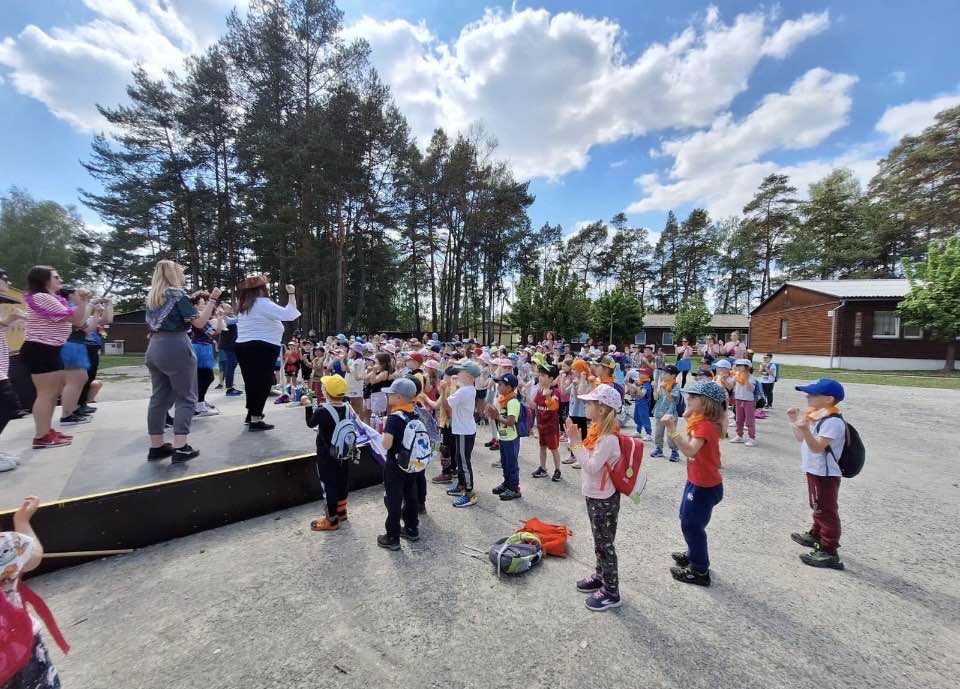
[
  {"xmin": 33, "ymin": 431, "xmax": 72, "ymax": 449},
  {"xmin": 431, "ymin": 473, "xmax": 453, "ymax": 484},
  {"xmin": 53, "ymin": 430, "xmax": 73, "ymax": 441}
]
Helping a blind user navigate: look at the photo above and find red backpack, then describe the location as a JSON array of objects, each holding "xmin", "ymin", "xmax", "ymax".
[
  {"xmin": 599, "ymin": 434, "xmax": 648, "ymax": 504},
  {"xmin": 0, "ymin": 582, "xmax": 70, "ymax": 684}
]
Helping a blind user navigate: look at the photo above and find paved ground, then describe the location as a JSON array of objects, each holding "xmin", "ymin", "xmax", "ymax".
[{"xmin": 19, "ymin": 380, "xmax": 960, "ymax": 689}]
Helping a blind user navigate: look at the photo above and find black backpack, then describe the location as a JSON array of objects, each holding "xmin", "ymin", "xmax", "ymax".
[{"xmin": 816, "ymin": 414, "xmax": 865, "ymax": 478}]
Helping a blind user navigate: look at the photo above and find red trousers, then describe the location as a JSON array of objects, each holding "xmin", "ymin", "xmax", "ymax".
[{"xmin": 806, "ymin": 473, "xmax": 841, "ymax": 554}]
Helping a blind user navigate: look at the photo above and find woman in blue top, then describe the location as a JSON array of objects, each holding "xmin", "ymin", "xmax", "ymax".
[{"xmin": 145, "ymin": 260, "xmax": 221, "ymax": 463}]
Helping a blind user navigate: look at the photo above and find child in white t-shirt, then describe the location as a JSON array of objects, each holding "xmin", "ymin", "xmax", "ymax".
[{"xmin": 759, "ymin": 353, "xmax": 778, "ymax": 409}]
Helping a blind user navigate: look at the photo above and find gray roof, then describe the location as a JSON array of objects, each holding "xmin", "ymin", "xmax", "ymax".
[
  {"xmin": 786, "ymin": 279, "xmax": 911, "ymax": 298},
  {"xmin": 642, "ymin": 313, "xmax": 750, "ymax": 329}
]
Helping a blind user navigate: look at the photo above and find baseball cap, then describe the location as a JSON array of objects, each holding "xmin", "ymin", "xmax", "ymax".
[
  {"xmin": 734, "ymin": 358, "xmax": 753, "ymax": 367},
  {"xmin": 350, "ymin": 342, "xmax": 365, "ymax": 354},
  {"xmin": 494, "ymin": 373, "xmax": 519, "ymax": 388},
  {"xmin": 578, "ymin": 383, "xmax": 622, "ymax": 412},
  {"xmin": 320, "ymin": 375, "xmax": 348, "ymax": 398},
  {"xmin": 452, "ymin": 361, "xmax": 482, "ymax": 378},
  {"xmin": 538, "ymin": 363, "xmax": 559, "ymax": 378},
  {"xmin": 431, "ymin": 343, "xmax": 442, "ymax": 353},
  {"xmin": 683, "ymin": 381, "xmax": 727, "ymax": 404},
  {"xmin": 795, "ymin": 378, "xmax": 845, "ymax": 402},
  {"xmin": 596, "ymin": 356, "xmax": 616, "ymax": 370},
  {"xmin": 335, "ymin": 333, "xmax": 347, "ymax": 342},
  {"xmin": 406, "ymin": 352, "xmax": 424, "ymax": 365},
  {"xmin": 714, "ymin": 359, "xmax": 732, "ymax": 369},
  {"xmin": 383, "ymin": 377, "xmax": 418, "ymax": 398},
  {"xmin": 443, "ymin": 365, "xmax": 459, "ymax": 377},
  {"xmin": 664, "ymin": 364, "xmax": 680, "ymax": 376}
]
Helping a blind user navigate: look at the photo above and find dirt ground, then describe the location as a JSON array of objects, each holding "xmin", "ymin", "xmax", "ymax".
[{"xmin": 25, "ymin": 379, "xmax": 960, "ymax": 689}]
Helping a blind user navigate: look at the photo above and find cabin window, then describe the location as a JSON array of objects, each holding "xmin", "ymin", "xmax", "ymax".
[
  {"xmin": 902, "ymin": 323, "xmax": 923, "ymax": 339},
  {"xmin": 662, "ymin": 332, "xmax": 674, "ymax": 346},
  {"xmin": 634, "ymin": 332, "xmax": 647, "ymax": 345},
  {"xmin": 873, "ymin": 311, "xmax": 899, "ymax": 338},
  {"xmin": 779, "ymin": 319, "xmax": 788, "ymax": 340}
]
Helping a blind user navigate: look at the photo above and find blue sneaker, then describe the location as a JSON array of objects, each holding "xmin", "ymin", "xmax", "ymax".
[
  {"xmin": 452, "ymin": 492, "xmax": 477, "ymax": 508},
  {"xmin": 576, "ymin": 574, "xmax": 603, "ymax": 593},
  {"xmin": 585, "ymin": 589, "xmax": 622, "ymax": 612},
  {"xmin": 650, "ymin": 447, "xmax": 664, "ymax": 458},
  {"xmin": 446, "ymin": 485, "xmax": 465, "ymax": 496},
  {"xmin": 225, "ymin": 388, "xmax": 243, "ymax": 396},
  {"xmin": 669, "ymin": 450, "xmax": 681, "ymax": 462}
]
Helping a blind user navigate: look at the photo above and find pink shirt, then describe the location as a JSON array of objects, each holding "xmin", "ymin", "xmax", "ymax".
[
  {"xmin": 573, "ymin": 433, "xmax": 620, "ymax": 499},
  {"xmin": 24, "ymin": 293, "xmax": 73, "ymax": 346}
]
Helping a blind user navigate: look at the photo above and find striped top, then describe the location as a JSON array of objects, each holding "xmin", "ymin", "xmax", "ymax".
[
  {"xmin": 0, "ymin": 327, "xmax": 8, "ymax": 381},
  {"xmin": 24, "ymin": 292, "xmax": 74, "ymax": 346}
]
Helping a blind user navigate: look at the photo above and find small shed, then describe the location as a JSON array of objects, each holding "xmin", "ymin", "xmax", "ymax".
[
  {"xmin": 108, "ymin": 309, "xmax": 149, "ymax": 353},
  {"xmin": 749, "ymin": 279, "xmax": 953, "ymax": 370}
]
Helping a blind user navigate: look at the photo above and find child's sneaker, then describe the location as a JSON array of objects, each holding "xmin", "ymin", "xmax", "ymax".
[
  {"xmin": 562, "ymin": 456, "xmax": 576, "ymax": 464},
  {"xmin": 452, "ymin": 492, "xmax": 477, "ymax": 508},
  {"xmin": 531, "ymin": 466, "xmax": 548, "ymax": 478},
  {"xmin": 492, "ymin": 483, "xmax": 507, "ymax": 495},
  {"xmin": 60, "ymin": 413, "xmax": 91, "ymax": 425},
  {"xmin": 489, "ymin": 441, "xmax": 499, "ymax": 451},
  {"xmin": 730, "ymin": 436, "xmax": 744, "ymax": 443},
  {"xmin": 400, "ymin": 527, "xmax": 420, "ymax": 542},
  {"xmin": 551, "ymin": 469, "xmax": 562, "ymax": 482},
  {"xmin": 484, "ymin": 439, "xmax": 496, "ymax": 448},
  {"xmin": 571, "ymin": 462, "xmax": 581, "ymax": 469},
  {"xmin": 226, "ymin": 387, "xmax": 243, "ymax": 397},
  {"xmin": 377, "ymin": 534, "xmax": 401, "ymax": 551},
  {"xmin": 32, "ymin": 431, "xmax": 71, "ymax": 449},
  {"xmin": 147, "ymin": 443, "xmax": 174, "ymax": 461},
  {"xmin": 498, "ymin": 488, "xmax": 521, "ymax": 501},
  {"xmin": 799, "ymin": 546, "xmax": 844, "ymax": 570},
  {"xmin": 171, "ymin": 445, "xmax": 200, "ymax": 463},
  {"xmin": 650, "ymin": 447, "xmax": 664, "ymax": 458},
  {"xmin": 791, "ymin": 531, "xmax": 820, "ymax": 548},
  {"xmin": 432, "ymin": 473, "xmax": 453, "ymax": 484},
  {"xmin": 670, "ymin": 565, "xmax": 711, "ymax": 586},
  {"xmin": 310, "ymin": 516, "xmax": 340, "ymax": 531},
  {"xmin": 576, "ymin": 574, "xmax": 603, "ymax": 592},
  {"xmin": 671, "ymin": 551, "xmax": 690, "ymax": 567},
  {"xmin": 642, "ymin": 433, "xmax": 653, "ymax": 442},
  {"xmin": 584, "ymin": 589, "xmax": 622, "ymax": 612},
  {"xmin": 446, "ymin": 485, "xmax": 465, "ymax": 496},
  {"xmin": 744, "ymin": 438, "xmax": 758, "ymax": 447},
  {"xmin": 669, "ymin": 450, "xmax": 680, "ymax": 462}
]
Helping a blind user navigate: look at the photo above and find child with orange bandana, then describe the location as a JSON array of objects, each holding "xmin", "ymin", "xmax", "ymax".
[
  {"xmin": 651, "ymin": 364, "xmax": 681, "ymax": 461},
  {"xmin": 731, "ymin": 358, "xmax": 758, "ymax": 447},
  {"xmin": 532, "ymin": 363, "xmax": 563, "ymax": 481}
]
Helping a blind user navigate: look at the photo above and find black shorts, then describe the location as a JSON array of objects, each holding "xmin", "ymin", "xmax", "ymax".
[
  {"xmin": 19, "ymin": 341, "xmax": 64, "ymax": 374},
  {"xmin": 475, "ymin": 388, "xmax": 487, "ymax": 401}
]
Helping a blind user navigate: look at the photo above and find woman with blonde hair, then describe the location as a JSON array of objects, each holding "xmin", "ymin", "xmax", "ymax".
[{"xmin": 145, "ymin": 260, "xmax": 221, "ymax": 463}]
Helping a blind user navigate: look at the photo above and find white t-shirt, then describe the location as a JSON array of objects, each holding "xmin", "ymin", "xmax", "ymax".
[
  {"xmin": 448, "ymin": 384, "xmax": 477, "ymax": 435},
  {"xmin": 801, "ymin": 416, "xmax": 845, "ymax": 477},
  {"xmin": 346, "ymin": 358, "xmax": 365, "ymax": 397},
  {"xmin": 236, "ymin": 297, "xmax": 301, "ymax": 346},
  {"xmin": 733, "ymin": 375, "xmax": 757, "ymax": 401},
  {"xmin": 760, "ymin": 363, "xmax": 778, "ymax": 384}
]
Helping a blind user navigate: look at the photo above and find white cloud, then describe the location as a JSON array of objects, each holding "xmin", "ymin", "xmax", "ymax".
[
  {"xmin": 875, "ymin": 93, "xmax": 960, "ymax": 141},
  {"xmin": 348, "ymin": 7, "xmax": 832, "ymax": 179},
  {"xmin": 609, "ymin": 159, "xmax": 628, "ymax": 169},
  {"xmin": 760, "ymin": 11, "xmax": 830, "ymax": 58},
  {"xmin": 0, "ymin": 0, "xmax": 244, "ymax": 131},
  {"xmin": 889, "ymin": 70, "xmax": 906, "ymax": 86}
]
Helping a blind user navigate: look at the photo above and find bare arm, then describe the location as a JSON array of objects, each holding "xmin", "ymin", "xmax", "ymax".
[{"xmin": 13, "ymin": 497, "xmax": 43, "ymax": 573}]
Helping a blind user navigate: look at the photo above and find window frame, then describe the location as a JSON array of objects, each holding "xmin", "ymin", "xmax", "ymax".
[
  {"xmin": 779, "ymin": 319, "xmax": 788, "ymax": 340},
  {"xmin": 872, "ymin": 311, "xmax": 900, "ymax": 339},
  {"xmin": 662, "ymin": 332, "xmax": 674, "ymax": 346},
  {"xmin": 901, "ymin": 323, "xmax": 923, "ymax": 339},
  {"xmin": 633, "ymin": 331, "xmax": 647, "ymax": 345}
]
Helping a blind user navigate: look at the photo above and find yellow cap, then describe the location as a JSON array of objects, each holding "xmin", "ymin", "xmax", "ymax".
[{"xmin": 321, "ymin": 374, "xmax": 348, "ymax": 398}]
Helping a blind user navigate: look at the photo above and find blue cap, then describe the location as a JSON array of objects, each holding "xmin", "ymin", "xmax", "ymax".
[
  {"xmin": 795, "ymin": 378, "xmax": 845, "ymax": 402},
  {"xmin": 383, "ymin": 377, "xmax": 418, "ymax": 398},
  {"xmin": 431, "ymin": 343, "xmax": 442, "ymax": 352},
  {"xmin": 508, "ymin": 353, "xmax": 519, "ymax": 361},
  {"xmin": 494, "ymin": 373, "xmax": 519, "ymax": 388},
  {"xmin": 335, "ymin": 333, "xmax": 347, "ymax": 341}
]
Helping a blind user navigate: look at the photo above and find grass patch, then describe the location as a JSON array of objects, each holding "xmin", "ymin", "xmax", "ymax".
[{"xmin": 99, "ymin": 353, "xmax": 145, "ymax": 369}]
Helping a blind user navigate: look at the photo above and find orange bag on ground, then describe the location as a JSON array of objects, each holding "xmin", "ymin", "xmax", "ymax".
[{"xmin": 516, "ymin": 518, "xmax": 572, "ymax": 557}]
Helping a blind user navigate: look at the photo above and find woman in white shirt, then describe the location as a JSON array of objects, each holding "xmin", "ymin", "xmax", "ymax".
[{"xmin": 234, "ymin": 276, "xmax": 300, "ymax": 431}]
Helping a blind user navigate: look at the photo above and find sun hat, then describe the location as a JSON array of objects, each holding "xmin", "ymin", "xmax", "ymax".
[
  {"xmin": 578, "ymin": 383, "xmax": 622, "ymax": 412},
  {"xmin": 494, "ymin": 373, "xmax": 519, "ymax": 388},
  {"xmin": 714, "ymin": 359, "xmax": 732, "ymax": 369},
  {"xmin": 336, "ymin": 333, "xmax": 348, "ymax": 342},
  {"xmin": 452, "ymin": 361, "xmax": 482, "ymax": 378},
  {"xmin": 596, "ymin": 356, "xmax": 616, "ymax": 370},
  {"xmin": 538, "ymin": 363, "xmax": 559, "ymax": 378},
  {"xmin": 407, "ymin": 352, "xmax": 424, "ymax": 364},
  {"xmin": 350, "ymin": 342, "xmax": 365, "ymax": 354},
  {"xmin": 383, "ymin": 343, "xmax": 397, "ymax": 354},
  {"xmin": 383, "ymin": 377, "xmax": 417, "ymax": 398},
  {"xmin": 734, "ymin": 358, "xmax": 753, "ymax": 367},
  {"xmin": 682, "ymin": 381, "xmax": 726, "ymax": 404},
  {"xmin": 424, "ymin": 359, "xmax": 441, "ymax": 371},
  {"xmin": 493, "ymin": 357, "xmax": 513, "ymax": 368},
  {"xmin": 571, "ymin": 359, "xmax": 591, "ymax": 375},
  {"xmin": 795, "ymin": 378, "xmax": 845, "ymax": 402},
  {"xmin": 320, "ymin": 374, "xmax": 348, "ymax": 398},
  {"xmin": 508, "ymin": 353, "xmax": 519, "ymax": 361}
]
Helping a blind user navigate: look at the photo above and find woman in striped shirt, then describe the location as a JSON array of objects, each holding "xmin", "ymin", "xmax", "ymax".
[{"xmin": 20, "ymin": 265, "xmax": 89, "ymax": 449}]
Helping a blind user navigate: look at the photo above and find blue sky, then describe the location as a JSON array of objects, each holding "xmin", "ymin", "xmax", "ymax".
[{"xmin": 2, "ymin": 1, "xmax": 959, "ymax": 239}]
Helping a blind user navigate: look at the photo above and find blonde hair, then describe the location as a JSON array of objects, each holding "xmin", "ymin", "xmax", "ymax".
[
  {"xmin": 699, "ymin": 397, "xmax": 727, "ymax": 438},
  {"xmin": 591, "ymin": 402, "xmax": 619, "ymax": 437},
  {"xmin": 147, "ymin": 260, "xmax": 184, "ymax": 309}
]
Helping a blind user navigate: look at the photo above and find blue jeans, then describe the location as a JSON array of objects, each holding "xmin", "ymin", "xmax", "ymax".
[
  {"xmin": 220, "ymin": 349, "xmax": 238, "ymax": 388},
  {"xmin": 633, "ymin": 401, "xmax": 651, "ymax": 434},
  {"xmin": 679, "ymin": 481, "xmax": 724, "ymax": 572},
  {"xmin": 499, "ymin": 438, "xmax": 520, "ymax": 491}
]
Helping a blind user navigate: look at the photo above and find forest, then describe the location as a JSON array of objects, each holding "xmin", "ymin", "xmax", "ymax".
[{"xmin": 0, "ymin": 0, "xmax": 957, "ymax": 343}]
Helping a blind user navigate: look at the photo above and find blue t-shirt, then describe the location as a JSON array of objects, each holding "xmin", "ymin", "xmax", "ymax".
[
  {"xmin": 148, "ymin": 294, "xmax": 197, "ymax": 333},
  {"xmin": 635, "ymin": 381, "xmax": 653, "ymax": 409},
  {"xmin": 653, "ymin": 385, "xmax": 681, "ymax": 418}
]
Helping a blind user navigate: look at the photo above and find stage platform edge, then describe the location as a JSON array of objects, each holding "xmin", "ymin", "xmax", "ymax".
[{"xmin": 0, "ymin": 449, "xmax": 384, "ymax": 575}]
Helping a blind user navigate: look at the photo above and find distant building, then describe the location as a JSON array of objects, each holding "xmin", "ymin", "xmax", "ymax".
[
  {"xmin": 750, "ymin": 279, "xmax": 954, "ymax": 370},
  {"xmin": 108, "ymin": 309, "xmax": 149, "ymax": 353},
  {"xmin": 635, "ymin": 313, "xmax": 751, "ymax": 350}
]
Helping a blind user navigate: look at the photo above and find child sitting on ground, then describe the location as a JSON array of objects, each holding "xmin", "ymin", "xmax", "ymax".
[
  {"xmin": 532, "ymin": 363, "xmax": 563, "ymax": 482},
  {"xmin": 377, "ymin": 377, "xmax": 422, "ymax": 550},
  {"xmin": 564, "ymin": 384, "xmax": 625, "ymax": 612},
  {"xmin": 786, "ymin": 379, "xmax": 848, "ymax": 570},
  {"xmin": 661, "ymin": 381, "xmax": 726, "ymax": 587},
  {"xmin": 304, "ymin": 374, "xmax": 352, "ymax": 531},
  {"xmin": 731, "ymin": 358, "xmax": 758, "ymax": 447},
  {"xmin": 651, "ymin": 364, "xmax": 682, "ymax": 461}
]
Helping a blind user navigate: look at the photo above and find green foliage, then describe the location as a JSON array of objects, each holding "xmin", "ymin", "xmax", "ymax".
[
  {"xmin": 591, "ymin": 289, "xmax": 644, "ymax": 345},
  {"xmin": 900, "ymin": 237, "xmax": 960, "ymax": 370},
  {"xmin": 509, "ymin": 266, "xmax": 591, "ymax": 341},
  {"xmin": 742, "ymin": 173, "xmax": 799, "ymax": 301},
  {"xmin": 673, "ymin": 293, "xmax": 712, "ymax": 343}
]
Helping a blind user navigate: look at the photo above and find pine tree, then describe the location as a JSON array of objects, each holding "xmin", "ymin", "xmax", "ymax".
[{"xmin": 742, "ymin": 174, "xmax": 799, "ymax": 301}]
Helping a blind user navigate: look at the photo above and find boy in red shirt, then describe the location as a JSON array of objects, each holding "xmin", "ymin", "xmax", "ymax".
[
  {"xmin": 531, "ymin": 363, "xmax": 563, "ymax": 482},
  {"xmin": 661, "ymin": 381, "xmax": 727, "ymax": 587}
]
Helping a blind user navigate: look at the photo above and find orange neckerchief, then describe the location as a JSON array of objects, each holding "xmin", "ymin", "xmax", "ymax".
[
  {"xmin": 583, "ymin": 421, "xmax": 620, "ymax": 450},
  {"xmin": 661, "ymin": 380, "xmax": 674, "ymax": 393},
  {"xmin": 685, "ymin": 413, "xmax": 706, "ymax": 435},
  {"xmin": 391, "ymin": 401, "xmax": 415, "ymax": 414},
  {"xmin": 735, "ymin": 370, "xmax": 751, "ymax": 386},
  {"xmin": 805, "ymin": 405, "xmax": 841, "ymax": 423},
  {"xmin": 600, "ymin": 373, "xmax": 614, "ymax": 385},
  {"xmin": 498, "ymin": 390, "xmax": 516, "ymax": 409}
]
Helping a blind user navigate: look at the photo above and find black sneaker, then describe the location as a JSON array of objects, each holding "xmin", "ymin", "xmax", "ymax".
[
  {"xmin": 552, "ymin": 469, "xmax": 562, "ymax": 482},
  {"xmin": 791, "ymin": 531, "xmax": 820, "ymax": 549},
  {"xmin": 492, "ymin": 483, "xmax": 507, "ymax": 495},
  {"xmin": 214, "ymin": 383, "xmax": 224, "ymax": 390},
  {"xmin": 248, "ymin": 421, "xmax": 275, "ymax": 432},
  {"xmin": 60, "ymin": 413, "xmax": 92, "ymax": 425},
  {"xmin": 77, "ymin": 404, "xmax": 97, "ymax": 415},
  {"xmin": 499, "ymin": 488, "xmax": 521, "ymax": 501},
  {"xmin": 531, "ymin": 467, "xmax": 548, "ymax": 478},
  {"xmin": 400, "ymin": 528, "xmax": 420, "ymax": 542},
  {"xmin": 671, "ymin": 551, "xmax": 690, "ymax": 567},
  {"xmin": 800, "ymin": 547, "xmax": 844, "ymax": 570},
  {"xmin": 171, "ymin": 445, "xmax": 199, "ymax": 464},
  {"xmin": 377, "ymin": 534, "xmax": 401, "ymax": 551},
  {"xmin": 147, "ymin": 443, "xmax": 174, "ymax": 461},
  {"xmin": 670, "ymin": 565, "xmax": 711, "ymax": 587}
]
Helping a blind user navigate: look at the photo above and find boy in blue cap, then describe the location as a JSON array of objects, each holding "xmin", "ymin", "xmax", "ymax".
[{"xmin": 786, "ymin": 379, "xmax": 847, "ymax": 570}]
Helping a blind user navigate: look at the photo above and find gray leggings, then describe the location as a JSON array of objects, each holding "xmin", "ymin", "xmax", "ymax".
[
  {"xmin": 654, "ymin": 418, "xmax": 678, "ymax": 450},
  {"xmin": 146, "ymin": 331, "xmax": 197, "ymax": 436}
]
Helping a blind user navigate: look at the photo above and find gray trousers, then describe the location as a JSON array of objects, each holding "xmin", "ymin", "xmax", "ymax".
[
  {"xmin": 146, "ymin": 331, "xmax": 197, "ymax": 436},
  {"xmin": 654, "ymin": 418, "xmax": 678, "ymax": 450}
]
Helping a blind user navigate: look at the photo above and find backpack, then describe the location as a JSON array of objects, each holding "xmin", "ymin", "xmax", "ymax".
[
  {"xmin": 488, "ymin": 532, "xmax": 543, "ymax": 576},
  {"xmin": 516, "ymin": 401, "xmax": 531, "ymax": 438},
  {"xmin": 393, "ymin": 411, "xmax": 434, "ymax": 473},
  {"xmin": 600, "ymin": 434, "xmax": 648, "ymax": 504},
  {"xmin": 674, "ymin": 389, "xmax": 686, "ymax": 417},
  {"xmin": 0, "ymin": 583, "xmax": 70, "ymax": 684},
  {"xmin": 816, "ymin": 414, "xmax": 866, "ymax": 479},
  {"xmin": 319, "ymin": 404, "xmax": 357, "ymax": 462},
  {"xmin": 772, "ymin": 363, "xmax": 780, "ymax": 382},
  {"xmin": 516, "ymin": 518, "xmax": 571, "ymax": 557}
]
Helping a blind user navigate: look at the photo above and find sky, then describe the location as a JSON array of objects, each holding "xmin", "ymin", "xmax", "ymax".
[{"xmin": 2, "ymin": 0, "xmax": 959, "ymax": 240}]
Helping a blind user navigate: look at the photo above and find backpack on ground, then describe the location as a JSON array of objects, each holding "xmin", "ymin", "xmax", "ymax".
[
  {"xmin": 516, "ymin": 401, "xmax": 531, "ymax": 438},
  {"xmin": 600, "ymin": 434, "xmax": 648, "ymax": 504},
  {"xmin": 516, "ymin": 518, "xmax": 572, "ymax": 557},
  {"xmin": 488, "ymin": 532, "xmax": 543, "ymax": 576},
  {"xmin": 1, "ymin": 582, "xmax": 70, "ymax": 685},
  {"xmin": 393, "ymin": 411, "xmax": 433, "ymax": 473},
  {"xmin": 816, "ymin": 414, "xmax": 866, "ymax": 479},
  {"xmin": 320, "ymin": 404, "xmax": 357, "ymax": 462}
]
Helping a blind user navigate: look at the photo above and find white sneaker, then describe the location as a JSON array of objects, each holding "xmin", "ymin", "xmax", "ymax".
[
  {"xmin": 744, "ymin": 439, "xmax": 758, "ymax": 447},
  {"xmin": 196, "ymin": 402, "xmax": 220, "ymax": 417},
  {"xmin": 0, "ymin": 450, "xmax": 19, "ymax": 465},
  {"xmin": 0, "ymin": 456, "xmax": 16, "ymax": 472},
  {"xmin": 730, "ymin": 436, "xmax": 744, "ymax": 443},
  {"xmin": 571, "ymin": 462, "xmax": 581, "ymax": 469},
  {"xmin": 642, "ymin": 433, "xmax": 653, "ymax": 442}
]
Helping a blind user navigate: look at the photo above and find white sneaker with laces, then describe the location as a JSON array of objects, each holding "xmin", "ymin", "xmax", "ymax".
[
  {"xmin": 744, "ymin": 438, "xmax": 758, "ymax": 447},
  {"xmin": 0, "ymin": 456, "xmax": 16, "ymax": 472},
  {"xmin": 0, "ymin": 450, "xmax": 19, "ymax": 465},
  {"xmin": 730, "ymin": 436, "xmax": 744, "ymax": 443}
]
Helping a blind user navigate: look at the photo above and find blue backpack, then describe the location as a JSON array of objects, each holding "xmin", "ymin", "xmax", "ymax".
[{"xmin": 516, "ymin": 401, "xmax": 530, "ymax": 438}]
